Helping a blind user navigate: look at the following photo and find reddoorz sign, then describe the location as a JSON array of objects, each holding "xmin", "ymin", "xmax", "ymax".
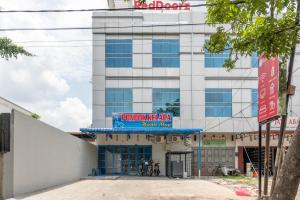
[{"xmin": 134, "ymin": 0, "xmax": 191, "ymax": 10}]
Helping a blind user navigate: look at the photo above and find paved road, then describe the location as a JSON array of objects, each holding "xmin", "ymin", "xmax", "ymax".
[{"xmin": 10, "ymin": 177, "xmax": 255, "ymax": 200}]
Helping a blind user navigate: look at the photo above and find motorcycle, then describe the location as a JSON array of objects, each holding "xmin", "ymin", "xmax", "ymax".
[
  {"xmin": 147, "ymin": 160, "xmax": 153, "ymax": 176},
  {"xmin": 154, "ymin": 163, "xmax": 160, "ymax": 176},
  {"xmin": 138, "ymin": 163, "xmax": 144, "ymax": 176}
]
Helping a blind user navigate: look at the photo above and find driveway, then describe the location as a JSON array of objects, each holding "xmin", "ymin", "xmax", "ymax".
[{"xmin": 10, "ymin": 176, "xmax": 255, "ymax": 200}]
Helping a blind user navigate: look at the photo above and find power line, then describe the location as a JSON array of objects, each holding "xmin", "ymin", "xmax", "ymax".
[
  {"xmin": 3, "ymin": 20, "xmax": 298, "ymax": 33},
  {"xmin": 0, "ymin": 1, "xmax": 245, "ymax": 13},
  {"xmin": 0, "ymin": 22, "xmax": 212, "ymax": 31},
  {"xmin": 204, "ymin": 104, "xmax": 252, "ymax": 132}
]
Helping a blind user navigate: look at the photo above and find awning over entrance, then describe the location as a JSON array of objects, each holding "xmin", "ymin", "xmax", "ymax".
[{"xmin": 80, "ymin": 127, "xmax": 202, "ymax": 135}]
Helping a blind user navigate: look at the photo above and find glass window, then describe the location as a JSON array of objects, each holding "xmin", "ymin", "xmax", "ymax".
[
  {"xmin": 252, "ymin": 89, "xmax": 258, "ymax": 117},
  {"xmin": 105, "ymin": 88, "xmax": 132, "ymax": 117},
  {"xmin": 153, "ymin": 88, "xmax": 180, "ymax": 116},
  {"xmin": 205, "ymin": 89, "xmax": 232, "ymax": 117},
  {"xmin": 105, "ymin": 39, "xmax": 132, "ymax": 68},
  {"xmin": 152, "ymin": 39, "xmax": 180, "ymax": 68},
  {"xmin": 251, "ymin": 53, "xmax": 259, "ymax": 68},
  {"xmin": 205, "ymin": 48, "xmax": 230, "ymax": 68}
]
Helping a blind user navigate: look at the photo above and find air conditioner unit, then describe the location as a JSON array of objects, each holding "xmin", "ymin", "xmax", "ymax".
[
  {"xmin": 172, "ymin": 136, "xmax": 179, "ymax": 142},
  {"xmin": 167, "ymin": 135, "xmax": 173, "ymax": 143},
  {"xmin": 155, "ymin": 136, "xmax": 163, "ymax": 143}
]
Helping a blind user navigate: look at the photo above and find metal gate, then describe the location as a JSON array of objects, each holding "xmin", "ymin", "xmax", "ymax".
[
  {"xmin": 199, "ymin": 147, "xmax": 235, "ymax": 176},
  {"xmin": 98, "ymin": 145, "xmax": 152, "ymax": 175},
  {"xmin": 166, "ymin": 152, "xmax": 193, "ymax": 178}
]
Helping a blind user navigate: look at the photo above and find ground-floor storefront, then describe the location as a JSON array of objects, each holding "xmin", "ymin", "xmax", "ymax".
[
  {"xmin": 94, "ymin": 134, "xmax": 199, "ymax": 177},
  {"xmin": 92, "ymin": 132, "xmax": 238, "ymax": 177},
  {"xmin": 236, "ymin": 131, "xmax": 294, "ymax": 175},
  {"xmin": 81, "ymin": 114, "xmax": 298, "ymax": 178}
]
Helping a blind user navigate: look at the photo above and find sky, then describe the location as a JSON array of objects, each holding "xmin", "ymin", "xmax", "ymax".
[{"xmin": 0, "ymin": 0, "xmax": 108, "ymax": 131}]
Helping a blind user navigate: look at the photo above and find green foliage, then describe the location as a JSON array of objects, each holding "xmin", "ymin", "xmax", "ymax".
[
  {"xmin": 0, "ymin": 37, "xmax": 33, "ymax": 60},
  {"xmin": 205, "ymin": 0, "xmax": 299, "ymax": 70},
  {"xmin": 31, "ymin": 113, "xmax": 40, "ymax": 120}
]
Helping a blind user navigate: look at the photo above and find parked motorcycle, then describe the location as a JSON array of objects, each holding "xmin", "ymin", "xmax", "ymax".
[
  {"xmin": 138, "ymin": 163, "xmax": 144, "ymax": 176},
  {"xmin": 147, "ymin": 160, "xmax": 153, "ymax": 176},
  {"xmin": 154, "ymin": 163, "xmax": 160, "ymax": 176}
]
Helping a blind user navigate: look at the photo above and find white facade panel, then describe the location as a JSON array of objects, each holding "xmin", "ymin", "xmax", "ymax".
[
  {"xmin": 142, "ymin": 103, "xmax": 152, "ymax": 113},
  {"xmin": 93, "ymin": 60, "xmax": 105, "ymax": 75},
  {"xmin": 180, "ymin": 76, "xmax": 191, "ymax": 90},
  {"xmin": 143, "ymin": 54, "xmax": 152, "ymax": 68},
  {"xmin": 180, "ymin": 90, "xmax": 191, "ymax": 106},
  {"xmin": 93, "ymin": 76, "xmax": 105, "ymax": 90},
  {"xmin": 93, "ymin": 90, "xmax": 105, "ymax": 106}
]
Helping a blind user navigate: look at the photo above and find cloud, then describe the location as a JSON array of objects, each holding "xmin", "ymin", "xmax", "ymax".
[
  {"xmin": 0, "ymin": 61, "xmax": 70, "ymax": 103},
  {"xmin": 0, "ymin": 0, "xmax": 107, "ymax": 130},
  {"xmin": 42, "ymin": 97, "xmax": 92, "ymax": 132},
  {"xmin": 41, "ymin": 70, "xmax": 70, "ymax": 94}
]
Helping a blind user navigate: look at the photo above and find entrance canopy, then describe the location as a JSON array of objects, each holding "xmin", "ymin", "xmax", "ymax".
[{"xmin": 80, "ymin": 127, "xmax": 202, "ymax": 135}]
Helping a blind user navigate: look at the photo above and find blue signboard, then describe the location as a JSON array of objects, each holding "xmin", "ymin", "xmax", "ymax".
[{"xmin": 112, "ymin": 113, "xmax": 173, "ymax": 128}]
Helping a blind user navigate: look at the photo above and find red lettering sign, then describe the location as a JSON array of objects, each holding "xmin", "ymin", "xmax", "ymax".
[
  {"xmin": 134, "ymin": 0, "xmax": 190, "ymax": 10},
  {"xmin": 258, "ymin": 56, "xmax": 280, "ymax": 123}
]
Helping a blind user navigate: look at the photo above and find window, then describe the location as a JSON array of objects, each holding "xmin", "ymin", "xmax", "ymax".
[
  {"xmin": 205, "ymin": 48, "xmax": 230, "ymax": 68},
  {"xmin": 152, "ymin": 39, "xmax": 180, "ymax": 68},
  {"xmin": 105, "ymin": 88, "xmax": 132, "ymax": 117},
  {"xmin": 105, "ymin": 39, "xmax": 132, "ymax": 68},
  {"xmin": 251, "ymin": 53, "xmax": 259, "ymax": 68},
  {"xmin": 152, "ymin": 88, "xmax": 180, "ymax": 116},
  {"xmin": 205, "ymin": 89, "xmax": 232, "ymax": 117},
  {"xmin": 252, "ymin": 89, "xmax": 258, "ymax": 117}
]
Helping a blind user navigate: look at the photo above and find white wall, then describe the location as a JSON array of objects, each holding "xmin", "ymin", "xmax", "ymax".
[
  {"xmin": 3, "ymin": 110, "xmax": 97, "ymax": 199},
  {"xmin": 0, "ymin": 97, "xmax": 32, "ymax": 116}
]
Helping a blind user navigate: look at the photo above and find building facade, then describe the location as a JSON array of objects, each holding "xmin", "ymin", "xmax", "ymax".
[{"xmin": 91, "ymin": 0, "xmax": 300, "ymax": 176}]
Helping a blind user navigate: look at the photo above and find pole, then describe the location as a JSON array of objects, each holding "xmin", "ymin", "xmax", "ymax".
[
  {"xmin": 264, "ymin": 123, "xmax": 271, "ymax": 197},
  {"xmin": 198, "ymin": 131, "xmax": 201, "ymax": 178},
  {"xmin": 271, "ymin": 0, "xmax": 300, "ymax": 194},
  {"xmin": 258, "ymin": 124, "xmax": 262, "ymax": 199}
]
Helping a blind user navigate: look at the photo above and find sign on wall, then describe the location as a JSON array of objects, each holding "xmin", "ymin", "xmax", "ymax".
[
  {"xmin": 258, "ymin": 57, "xmax": 280, "ymax": 123},
  {"xmin": 113, "ymin": 113, "xmax": 173, "ymax": 128},
  {"xmin": 133, "ymin": 0, "xmax": 191, "ymax": 10},
  {"xmin": 271, "ymin": 117, "xmax": 299, "ymax": 131}
]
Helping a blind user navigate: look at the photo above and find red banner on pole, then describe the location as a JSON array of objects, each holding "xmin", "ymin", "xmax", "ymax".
[{"xmin": 258, "ymin": 57, "xmax": 280, "ymax": 123}]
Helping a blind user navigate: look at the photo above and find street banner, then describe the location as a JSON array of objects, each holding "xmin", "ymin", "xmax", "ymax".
[
  {"xmin": 113, "ymin": 113, "xmax": 173, "ymax": 128},
  {"xmin": 258, "ymin": 57, "xmax": 280, "ymax": 123}
]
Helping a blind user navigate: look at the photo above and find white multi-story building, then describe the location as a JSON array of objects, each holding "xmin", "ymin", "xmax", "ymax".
[{"xmin": 87, "ymin": 0, "xmax": 300, "ymax": 176}]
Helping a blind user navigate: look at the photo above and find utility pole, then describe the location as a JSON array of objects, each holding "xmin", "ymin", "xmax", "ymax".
[
  {"xmin": 264, "ymin": 123, "xmax": 271, "ymax": 197},
  {"xmin": 258, "ymin": 124, "xmax": 262, "ymax": 198}
]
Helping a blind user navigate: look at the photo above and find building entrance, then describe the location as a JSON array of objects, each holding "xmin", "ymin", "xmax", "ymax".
[
  {"xmin": 98, "ymin": 145, "xmax": 152, "ymax": 175},
  {"xmin": 166, "ymin": 152, "xmax": 193, "ymax": 178}
]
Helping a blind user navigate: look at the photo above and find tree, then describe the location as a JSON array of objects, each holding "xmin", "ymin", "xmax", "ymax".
[
  {"xmin": 0, "ymin": 37, "xmax": 32, "ymax": 60},
  {"xmin": 31, "ymin": 113, "xmax": 40, "ymax": 120},
  {"xmin": 205, "ymin": 0, "xmax": 300, "ymax": 199}
]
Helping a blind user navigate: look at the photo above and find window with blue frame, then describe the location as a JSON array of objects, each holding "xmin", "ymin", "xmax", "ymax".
[
  {"xmin": 205, "ymin": 89, "xmax": 232, "ymax": 117},
  {"xmin": 105, "ymin": 88, "xmax": 132, "ymax": 117},
  {"xmin": 252, "ymin": 89, "xmax": 258, "ymax": 117},
  {"xmin": 205, "ymin": 48, "xmax": 230, "ymax": 68},
  {"xmin": 152, "ymin": 39, "xmax": 180, "ymax": 68},
  {"xmin": 105, "ymin": 39, "xmax": 132, "ymax": 68},
  {"xmin": 153, "ymin": 88, "xmax": 180, "ymax": 116},
  {"xmin": 251, "ymin": 53, "xmax": 259, "ymax": 68}
]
